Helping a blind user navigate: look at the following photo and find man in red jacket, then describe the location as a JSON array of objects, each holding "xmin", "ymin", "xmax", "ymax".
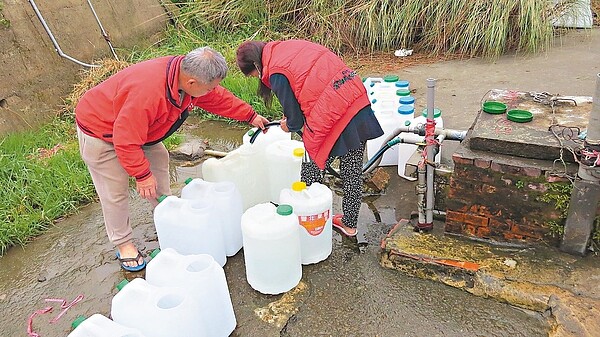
[{"xmin": 76, "ymin": 46, "xmax": 268, "ymax": 271}]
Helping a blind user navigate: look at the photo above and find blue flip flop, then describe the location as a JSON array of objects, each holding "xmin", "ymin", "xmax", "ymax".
[{"xmin": 115, "ymin": 250, "xmax": 147, "ymax": 272}]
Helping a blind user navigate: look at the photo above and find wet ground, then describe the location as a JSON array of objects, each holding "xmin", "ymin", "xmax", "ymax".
[
  {"xmin": 0, "ymin": 119, "xmax": 548, "ymax": 337},
  {"xmin": 2, "ymin": 28, "xmax": 599, "ymax": 337}
]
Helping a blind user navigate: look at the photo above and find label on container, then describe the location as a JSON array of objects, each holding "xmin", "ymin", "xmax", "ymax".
[{"xmin": 298, "ymin": 210, "xmax": 330, "ymax": 236}]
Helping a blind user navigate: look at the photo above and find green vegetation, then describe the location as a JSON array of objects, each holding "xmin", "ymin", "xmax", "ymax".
[
  {"xmin": 0, "ymin": 119, "xmax": 95, "ymax": 252},
  {"xmin": 539, "ymin": 182, "xmax": 572, "ymax": 238},
  {"xmin": 0, "ymin": 0, "xmax": 594, "ymax": 253}
]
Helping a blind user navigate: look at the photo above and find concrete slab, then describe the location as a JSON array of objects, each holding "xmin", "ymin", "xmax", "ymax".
[{"xmin": 468, "ymin": 89, "xmax": 593, "ymax": 161}]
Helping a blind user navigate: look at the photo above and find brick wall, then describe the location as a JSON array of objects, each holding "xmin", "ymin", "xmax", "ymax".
[{"xmin": 445, "ymin": 147, "xmax": 575, "ymax": 246}]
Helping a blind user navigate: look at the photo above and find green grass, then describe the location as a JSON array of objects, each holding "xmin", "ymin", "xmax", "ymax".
[
  {"xmin": 0, "ymin": 119, "xmax": 95, "ymax": 253},
  {"xmin": 0, "ymin": 0, "xmax": 591, "ymax": 254}
]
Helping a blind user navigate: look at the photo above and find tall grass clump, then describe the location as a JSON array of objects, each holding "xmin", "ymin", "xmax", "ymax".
[
  {"xmin": 0, "ymin": 120, "xmax": 96, "ymax": 253},
  {"xmin": 174, "ymin": 0, "xmax": 581, "ymax": 58}
]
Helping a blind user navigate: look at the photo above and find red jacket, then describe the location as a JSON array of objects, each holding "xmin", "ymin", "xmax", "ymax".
[
  {"xmin": 261, "ymin": 40, "xmax": 370, "ymax": 169},
  {"xmin": 76, "ymin": 55, "xmax": 255, "ymax": 181}
]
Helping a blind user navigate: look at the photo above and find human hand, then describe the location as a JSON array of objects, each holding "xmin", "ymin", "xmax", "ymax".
[
  {"xmin": 136, "ymin": 175, "xmax": 157, "ymax": 200},
  {"xmin": 280, "ymin": 117, "xmax": 289, "ymax": 132},
  {"xmin": 250, "ymin": 114, "xmax": 269, "ymax": 130}
]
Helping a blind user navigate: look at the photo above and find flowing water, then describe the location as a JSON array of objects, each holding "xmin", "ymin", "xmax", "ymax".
[{"xmin": 0, "ymin": 117, "xmax": 549, "ymax": 337}]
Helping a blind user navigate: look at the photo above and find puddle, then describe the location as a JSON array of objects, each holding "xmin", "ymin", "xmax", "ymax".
[{"xmin": 0, "ymin": 116, "xmax": 550, "ymax": 337}]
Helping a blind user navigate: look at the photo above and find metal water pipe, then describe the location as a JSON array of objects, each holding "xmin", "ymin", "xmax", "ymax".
[
  {"xmin": 29, "ymin": 0, "xmax": 102, "ymax": 68},
  {"xmin": 560, "ymin": 73, "xmax": 600, "ymax": 255}
]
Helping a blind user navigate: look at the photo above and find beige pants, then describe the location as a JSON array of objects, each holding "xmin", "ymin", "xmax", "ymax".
[{"xmin": 77, "ymin": 127, "xmax": 171, "ymax": 246}]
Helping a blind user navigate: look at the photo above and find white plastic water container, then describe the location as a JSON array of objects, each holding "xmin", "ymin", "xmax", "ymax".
[
  {"xmin": 265, "ymin": 139, "xmax": 305, "ymax": 203},
  {"xmin": 146, "ymin": 248, "xmax": 236, "ymax": 337},
  {"xmin": 241, "ymin": 203, "xmax": 302, "ymax": 294},
  {"xmin": 203, "ymin": 143, "xmax": 268, "ymax": 210},
  {"xmin": 279, "ymin": 182, "xmax": 333, "ymax": 265},
  {"xmin": 367, "ymin": 108, "xmax": 403, "ymax": 166},
  {"xmin": 67, "ymin": 314, "xmax": 146, "ymax": 337},
  {"xmin": 153, "ymin": 195, "xmax": 226, "ymax": 266},
  {"xmin": 111, "ymin": 278, "xmax": 204, "ymax": 337},
  {"xmin": 396, "ymin": 105, "xmax": 417, "ymax": 178},
  {"xmin": 181, "ymin": 178, "xmax": 243, "ymax": 256},
  {"xmin": 242, "ymin": 124, "xmax": 290, "ymax": 150}
]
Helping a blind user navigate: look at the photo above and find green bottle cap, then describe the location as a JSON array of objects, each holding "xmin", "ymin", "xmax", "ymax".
[
  {"xmin": 184, "ymin": 177, "xmax": 193, "ymax": 185},
  {"xmin": 383, "ymin": 74, "xmax": 399, "ymax": 82},
  {"xmin": 396, "ymin": 89, "xmax": 411, "ymax": 96},
  {"xmin": 116, "ymin": 279, "xmax": 129, "ymax": 291},
  {"xmin": 422, "ymin": 108, "xmax": 442, "ymax": 118},
  {"xmin": 149, "ymin": 248, "xmax": 161, "ymax": 259},
  {"xmin": 157, "ymin": 195, "xmax": 168, "ymax": 203},
  {"xmin": 71, "ymin": 315, "xmax": 87, "ymax": 329},
  {"xmin": 277, "ymin": 204, "xmax": 293, "ymax": 216},
  {"xmin": 247, "ymin": 129, "xmax": 255, "ymax": 136}
]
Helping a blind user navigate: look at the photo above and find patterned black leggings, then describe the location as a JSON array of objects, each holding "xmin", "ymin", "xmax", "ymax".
[{"xmin": 301, "ymin": 142, "xmax": 365, "ymax": 229}]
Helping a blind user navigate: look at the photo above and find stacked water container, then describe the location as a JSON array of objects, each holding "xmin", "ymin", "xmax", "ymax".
[
  {"xmin": 68, "ymin": 314, "xmax": 146, "ymax": 337},
  {"xmin": 180, "ymin": 178, "xmax": 244, "ymax": 257},
  {"xmin": 365, "ymin": 75, "xmax": 414, "ymax": 167},
  {"xmin": 397, "ymin": 95, "xmax": 418, "ymax": 179},
  {"xmin": 241, "ymin": 203, "xmax": 302, "ymax": 295},
  {"xmin": 279, "ymin": 182, "xmax": 333, "ymax": 265},
  {"xmin": 153, "ymin": 194, "xmax": 227, "ymax": 266},
  {"xmin": 203, "ymin": 124, "xmax": 302, "ymax": 211},
  {"xmin": 110, "ymin": 248, "xmax": 236, "ymax": 337}
]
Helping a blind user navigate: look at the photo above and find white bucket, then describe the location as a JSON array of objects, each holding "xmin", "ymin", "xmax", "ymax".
[
  {"xmin": 265, "ymin": 139, "xmax": 305, "ymax": 203},
  {"xmin": 110, "ymin": 278, "xmax": 204, "ymax": 337},
  {"xmin": 153, "ymin": 195, "xmax": 226, "ymax": 266},
  {"xmin": 241, "ymin": 203, "xmax": 302, "ymax": 294},
  {"xmin": 67, "ymin": 314, "xmax": 146, "ymax": 337},
  {"xmin": 181, "ymin": 178, "xmax": 243, "ymax": 256},
  {"xmin": 145, "ymin": 248, "xmax": 236, "ymax": 337},
  {"xmin": 279, "ymin": 182, "xmax": 333, "ymax": 265},
  {"xmin": 203, "ymin": 143, "xmax": 268, "ymax": 210}
]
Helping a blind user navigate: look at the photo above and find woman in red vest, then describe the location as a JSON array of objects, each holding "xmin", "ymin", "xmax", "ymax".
[{"xmin": 236, "ymin": 40, "xmax": 383, "ymax": 237}]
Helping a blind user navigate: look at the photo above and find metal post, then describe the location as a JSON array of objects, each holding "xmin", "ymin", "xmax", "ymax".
[
  {"xmin": 425, "ymin": 78, "xmax": 436, "ymax": 227},
  {"xmin": 561, "ymin": 73, "xmax": 600, "ymax": 255}
]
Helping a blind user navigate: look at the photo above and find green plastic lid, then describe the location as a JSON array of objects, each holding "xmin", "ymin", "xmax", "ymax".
[
  {"xmin": 383, "ymin": 74, "xmax": 399, "ymax": 82},
  {"xmin": 507, "ymin": 109, "xmax": 533, "ymax": 123},
  {"xmin": 149, "ymin": 248, "xmax": 161, "ymax": 259},
  {"xmin": 404, "ymin": 120, "xmax": 412, "ymax": 126},
  {"xmin": 276, "ymin": 204, "xmax": 293, "ymax": 216},
  {"xmin": 246, "ymin": 129, "xmax": 255, "ymax": 136},
  {"xmin": 421, "ymin": 108, "xmax": 442, "ymax": 118},
  {"xmin": 396, "ymin": 89, "xmax": 411, "ymax": 96},
  {"xmin": 184, "ymin": 177, "xmax": 193, "ymax": 185},
  {"xmin": 157, "ymin": 195, "xmax": 168, "ymax": 203},
  {"xmin": 116, "ymin": 279, "xmax": 129, "ymax": 291},
  {"xmin": 71, "ymin": 315, "xmax": 87, "ymax": 329}
]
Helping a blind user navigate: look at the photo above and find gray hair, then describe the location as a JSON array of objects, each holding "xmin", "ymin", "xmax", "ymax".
[{"xmin": 181, "ymin": 46, "xmax": 228, "ymax": 84}]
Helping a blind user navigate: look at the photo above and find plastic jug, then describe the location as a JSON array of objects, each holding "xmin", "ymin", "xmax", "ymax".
[
  {"xmin": 367, "ymin": 108, "xmax": 403, "ymax": 166},
  {"xmin": 146, "ymin": 248, "xmax": 236, "ymax": 337},
  {"xmin": 241, "ymin": 203, "xmax": 302, "ymax": 294},
  {"xmin": 203, "ymin": 143, "xmax": 268, "ymax": 210},
  {"xmin": 396, "ymin": 105, "xmax": 416, "ymax": 177},
  {"xmin": 181, "ymin": 178, "xmax": 243, "ymax": 256},
  {"xmin": 265, "ymin": 139, "xmax": 305, "ymax": 203},
  {"xmin": 279, "ymin": 182, "xmax": 333, "ymax": 265},
  {"xmin": 242, "ymin": 124, "xmax": 290, "ymax": 150},
  {"xmin": 111, "ymin": 278, "xmax": 204, "ymax": 337},
  {"xmin": 153, "ymin": 195, "xmax": 226, "ymax": 266},
  {"xmin": 68, "ymin": 314, "xmax": 146, "ymax": 337}
]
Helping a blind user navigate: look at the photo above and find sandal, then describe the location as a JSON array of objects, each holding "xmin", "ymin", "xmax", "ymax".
[
  {"xmin": 332, "ymin": 214, "xmax": 357, "ymax": 237},
  {"xmin": 115, "ymin": 250, "xmax": 146, "ymax": 272}
]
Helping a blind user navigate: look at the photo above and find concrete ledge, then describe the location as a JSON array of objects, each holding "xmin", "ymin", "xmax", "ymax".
[{"xmin": 380, "ymin": 220, "xmax": 600, "ymax": 337}]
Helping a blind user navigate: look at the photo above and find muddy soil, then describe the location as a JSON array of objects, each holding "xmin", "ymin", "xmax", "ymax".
[{"xmin": 1, "ymin": 28, "xmax": 599, "ymax": 336}]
